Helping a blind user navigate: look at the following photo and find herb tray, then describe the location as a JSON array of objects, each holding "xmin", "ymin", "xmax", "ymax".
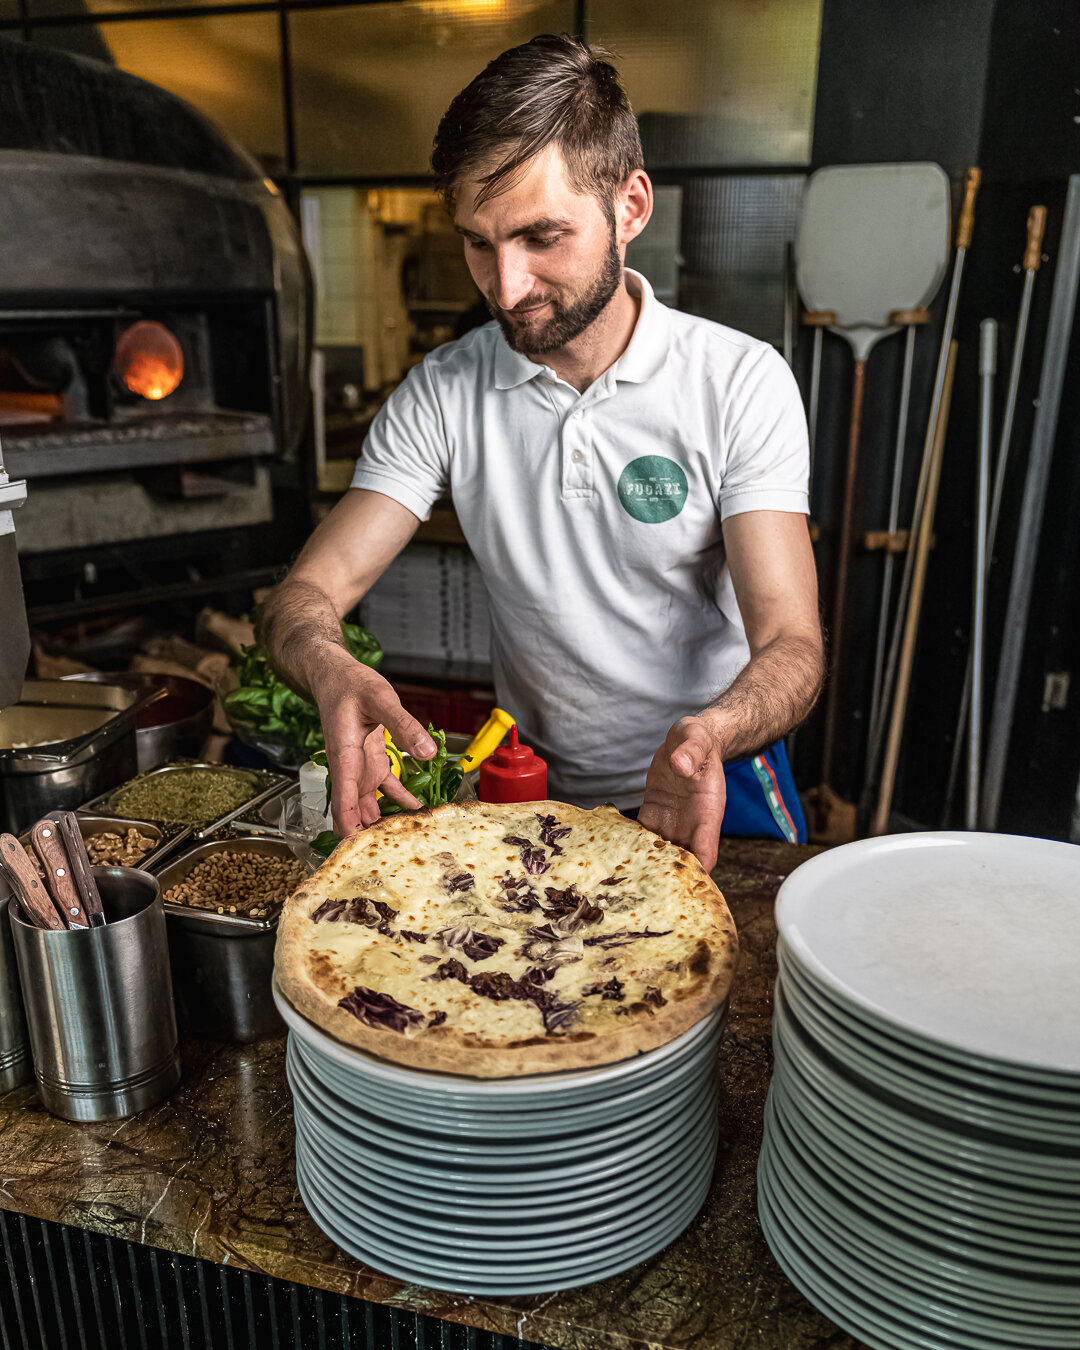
[{"xmin": 77, "ymin": 761, "xmax": 289, "ymax": 837}]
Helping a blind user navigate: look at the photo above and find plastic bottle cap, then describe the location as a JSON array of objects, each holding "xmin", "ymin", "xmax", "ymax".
[{"xmin": 478, "ymin": 726, "xmax": 548, "ymax": 803}]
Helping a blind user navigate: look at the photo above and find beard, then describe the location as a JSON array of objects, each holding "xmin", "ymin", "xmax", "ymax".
[{"xmin": 488, "ymin": 233, "xmax": 623, "ymax": 356}]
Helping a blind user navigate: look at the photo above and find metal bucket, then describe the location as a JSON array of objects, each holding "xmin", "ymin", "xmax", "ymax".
[
  {"xmin": 10, "ymin": 866, "xmax": 181, "ymax": 1121},
  {"xmin": 0, "ymin": 875, "xmax": 31, "ymax": 1092}
]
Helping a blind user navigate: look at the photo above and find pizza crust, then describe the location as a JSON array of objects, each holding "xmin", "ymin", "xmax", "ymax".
[{"xmin": 274, "ymin": 801, "xmax": 738, "ymax": 1077}]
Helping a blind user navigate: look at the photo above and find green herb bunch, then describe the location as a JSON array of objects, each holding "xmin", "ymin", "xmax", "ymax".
[
  {"xmin": 223, "ymin": 619, "xmax": 382, "ymax": 767},
  {"xmin": 309, "ymin": 724, "xmax": 463, "ymax": 857}
]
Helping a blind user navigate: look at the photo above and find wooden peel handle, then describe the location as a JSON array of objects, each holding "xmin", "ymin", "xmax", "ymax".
[
  {"xmin": 956, "ymin": 168, "xmax": 980, "ymax": 249},
  {"xmin": 1024, "ymin": 206, "xmax": 1047, "ymax": 272},
  {"xmin": 0, "ymin": 834, "xmax": 66, "ymax": 931}
]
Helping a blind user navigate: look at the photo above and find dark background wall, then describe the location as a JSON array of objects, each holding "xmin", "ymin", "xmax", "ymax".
[{"xmin": 795, "ymin": 0, "xmax": 1080, "ymax": 839}]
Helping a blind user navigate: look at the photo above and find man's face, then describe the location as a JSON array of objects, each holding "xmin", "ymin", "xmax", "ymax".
[{"xmin": 453, "ymin": 144, "xmax": 623, "ymax": 356}]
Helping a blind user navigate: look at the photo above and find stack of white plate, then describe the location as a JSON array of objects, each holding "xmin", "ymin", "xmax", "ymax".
[
  {"xmin": 759, "ymin": 832, "xmax": 1080, "ymax": 1350},
  {"xmin": 274, "ymin": 984, "xmax": 723, "ymax": 1293}
]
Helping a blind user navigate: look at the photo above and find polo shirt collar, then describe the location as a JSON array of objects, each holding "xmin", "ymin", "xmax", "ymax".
[{"xmin": 491, "ymin": 266, "xmax": 670, "ymax": 391}]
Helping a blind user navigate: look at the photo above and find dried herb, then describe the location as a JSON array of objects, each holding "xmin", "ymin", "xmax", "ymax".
[{"xmin": 114, "ymin": 769, "xmax": 255, "ymax": 826}]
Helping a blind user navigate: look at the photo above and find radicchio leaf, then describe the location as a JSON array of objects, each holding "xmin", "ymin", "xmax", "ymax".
[
  {"xmin": 502, "ymin": 835, "xmax": 550, "ymax": 875},
  {"xmin": 583, "ymin": 927, "xmax": 674, "ymax": 949},
  {"xmin": 542, "ymin": 890, "xmax": 604, "ymax": 934},
  {"xmin": 338, "ymin": 987, "xmax": 426, "ymax": 1033},
  {"xmin": 583, "ymin": 976, "xmax": 625, "ymax": 1001},
  {"xmin": 519, "ymin": 925, "xmax": 584, "ymax": 968},
  {"xmin": 534, "ymin": 813, "xmax": 571, "ymax": 855},
  {"xmin": 311, "ymin": 899, "xmax": 346, "ymax": 922},
  {"xmin": 427, "ymin": 1010, "xmax": 447, "ymax": 1027},
  {"xmin": 436, "ymin": 923, "xmax": 505, "ymax": 962},
  {"xmin": 425, "ymin": 958, "xmax": 469, "ymax": 983},
  {"xmin": 496, "ymin": 873, "xmax": 540, "ymax": 913},
  {"xmin": 400, "ymin": 930, "xmax": 428, "ymax": 943},
  {"xmin": 443, "ymin": 872, "xmax": 475, "ymax": 893},
  {"xmin": 643, "ymin": 986, "xmax": 667, "ymax": 1009},
  {"xmin": 467, "ymin": 970, "xmax": 581, "ymax": 1036}
]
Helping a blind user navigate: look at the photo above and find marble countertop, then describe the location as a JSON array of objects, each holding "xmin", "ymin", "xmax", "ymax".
[{"xmin": 0, "ymin": 838, "xmax": 864, "ymax": 1350}]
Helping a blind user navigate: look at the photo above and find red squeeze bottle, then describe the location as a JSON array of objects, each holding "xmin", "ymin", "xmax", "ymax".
[{"xmin": 478, "ymin": 726, "xmax": 547, "ymax": 803}]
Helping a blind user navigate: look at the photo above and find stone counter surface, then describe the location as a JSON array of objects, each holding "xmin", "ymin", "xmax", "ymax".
[{"xmin": 0, "ymin": 839, "xmax": 865, "ymax": 1350}]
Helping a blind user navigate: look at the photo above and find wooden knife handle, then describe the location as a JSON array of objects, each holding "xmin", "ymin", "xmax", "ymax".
[
  {"xmin": 56, "ymin": 813, "xmax": 106, "ymax": 927},
  {"xmin": 30, "ymin": 821, "xmax": 89, "ymax": 929},
  {"xmin": 0, "ymin": 834, "xmax": 67, "ymax": 931}
]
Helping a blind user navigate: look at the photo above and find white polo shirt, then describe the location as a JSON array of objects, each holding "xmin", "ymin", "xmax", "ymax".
[{"xmin": 352, "ymin": 270, "xmax": 809, "ymax": 809}]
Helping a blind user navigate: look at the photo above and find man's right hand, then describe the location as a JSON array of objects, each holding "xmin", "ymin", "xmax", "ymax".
[{"xmin": 311, "ymin": 649, "xmax": 438, "ymax": 834}]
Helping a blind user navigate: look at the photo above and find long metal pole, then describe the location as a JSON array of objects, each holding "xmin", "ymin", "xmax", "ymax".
[
  {"xmin": 863, "ymin": 169, "xmax": 981, "ymax": 807},
  {"xmin": 968, "ymin": 320, "xmax": 996, "ymax": 829},
  {"xmin": 981, "ymin": 176, "xmax": 1080, "ymax": 830},
  {"xmin": 942, "ymin": 206, "xmax": 1047, "ymax": 825},
  {"xmin": 868, "ymin": 321, "xmax": 918, "ymax": 748}
]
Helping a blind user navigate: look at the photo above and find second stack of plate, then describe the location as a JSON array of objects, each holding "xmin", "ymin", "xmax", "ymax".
[
  {"xmin": 759, "ymin": 832, "xmax": 1080, "ymax": 1350},
  {"xmin": 275, "ymin": 984, "xmax": 723, "ymax": 1293}
]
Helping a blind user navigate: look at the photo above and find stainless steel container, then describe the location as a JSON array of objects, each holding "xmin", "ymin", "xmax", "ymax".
[
  {"xmin": 80, "ymin": 761, "xmax": 288, "ymax": 839},
  {"xmin": 0, "ymin": 680, "xmax": 159, "ymax": 834},
  {"xmin": 61, "ymin": 673, "xmax": 214, "ymax": 773},
  {"xmin": 18, "ymin": 812, "xmax": 187, "ymax": 875},
  {"xmin": 10, "ymin": 866, "xmax": 181, "ymax": 1121},
  {"xmin": 154, "ymin": 836, "xmax": 304, "ymax": 1042},
  {"xmin": 0, "ymin": 874, "xmax": 31, "ymax": 1092}
]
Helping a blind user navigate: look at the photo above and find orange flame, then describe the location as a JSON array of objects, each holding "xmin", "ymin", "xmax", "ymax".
[{"xmin": 115, "ymin": 322, "xmax": 183, "ymax": 401}]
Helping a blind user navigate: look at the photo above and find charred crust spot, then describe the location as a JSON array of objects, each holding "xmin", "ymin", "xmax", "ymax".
[
  {"xmin": 688, "ymin": 939, "xmax": 710, "ymax": 975},
  {"xmin": 505, "ymin": 1037, "xmax": 548, "ymax": 1048}
]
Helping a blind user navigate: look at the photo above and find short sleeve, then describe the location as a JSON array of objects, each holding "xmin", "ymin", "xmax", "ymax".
[
  {"xmin": 717, "ymin": 344, "xmax": 810, "ymax": 520},
  {"xmin": 350, "ymin": 360, "xmax": 450, "ymax": 522}
]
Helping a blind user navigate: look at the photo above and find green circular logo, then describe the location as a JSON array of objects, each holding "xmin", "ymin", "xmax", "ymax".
[{"xmin": 617, "ymin": 455, "xmax": 689, "ymax": 523}]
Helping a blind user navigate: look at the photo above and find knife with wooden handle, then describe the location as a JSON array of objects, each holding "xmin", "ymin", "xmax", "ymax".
[
  {"xmin": 56, "ymin": 812, "xmax": 106, "ymax": 927},
  {"xmin": 0, "ymin": 833, "xmax": 67, "ymax": 931},
  {"xmin": 30, "ymin": 820, "xmax": 90, "ymax": 930}
]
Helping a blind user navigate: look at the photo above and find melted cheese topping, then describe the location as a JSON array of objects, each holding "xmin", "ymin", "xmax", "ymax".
[{"xmin": 295, "ymin": 805, "xmax": 724, "ymax": 1042}]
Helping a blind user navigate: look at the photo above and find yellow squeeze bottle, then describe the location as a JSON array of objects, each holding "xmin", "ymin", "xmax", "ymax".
[{"xmin": 460, "ymin": 708, "xmax": 515, "ymax": 773}]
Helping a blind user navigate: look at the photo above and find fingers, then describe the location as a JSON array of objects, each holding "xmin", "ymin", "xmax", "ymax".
[
  {"xmin": 377, "ymin": 773, "xmax": 423, "ymax": 811},
  {"xmin": 669, "ymin": 720, "xmax": 720, "ymax": 778},
  {"xmin": 377, "ymin": 699, "xmax": 438, "ymax": 760}
]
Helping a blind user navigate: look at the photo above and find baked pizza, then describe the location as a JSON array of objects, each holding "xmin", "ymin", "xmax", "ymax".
[{"xmin": 275, "ymin": 800, "xmax": 738, "ymax": 1077}]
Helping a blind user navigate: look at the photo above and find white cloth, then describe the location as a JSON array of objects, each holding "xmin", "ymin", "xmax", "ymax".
[{"xmin": 352, "ymin": 270, "xmax": 809, "ymax": 808}]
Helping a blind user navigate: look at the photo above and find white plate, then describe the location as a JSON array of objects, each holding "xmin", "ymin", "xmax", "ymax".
[
  {"xmin": 773, "ymin": 994, "xmax": 1080, "ymax": 1187},
  {"xmin": 291, "ymin": 1022, "xmax": 721, "ymax": 1136},
  {"xmin": 777, "ymin": 966, "xmax": 1080, "ymax": 1145},
  {"xmin": 287, "ymin": 1037, "xmax": 713, "ymax": 1162},
  {"xmin": 771, "ymin": 1069, "xmax": 1080, "ymax": 1232},
  {"xmin": 290, "ymin": 1070, "xmax": 717, "ymax": 1192},
  {"xmin": 762, "ymin": 1116, "xmax": 1080, "ymax": 1305},
  {"xmin": 275, "ymin": 980, "xmax": 723, "ymax": 1099},
  {"xmin": 293, "ymin": 1097, "xmax": 713, "ymax": 1216},
  {"xmin": 762, "ymin": 1103, "xmax": 1080, "ymax": 1328},
  {"xmin": 778, "ymin": 939, "xmax": 1080, "ymax": 1106},
  {"xmin": 758, "ymin": 1149, "xmax": 1080, "ymax": 1349},
  {"xmin": 767, "ymin": 1086, "xmax": 1080, "ymax": 1271},
  {"xmin": 296, "ymin": 1127, "xmax": 715, "ymax": 1259},
  {"xmin": 776, "ymin": 833, "xmax": 1080, "ymax": 1075},
  {"xmin": 297, "ymin": 1144, "xmax": 710, "ymax": 1288}
]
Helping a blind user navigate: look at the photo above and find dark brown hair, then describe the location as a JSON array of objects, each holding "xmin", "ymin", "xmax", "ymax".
[{"xmin": 431, "ymin": 34, "xmax": 643, "ymax": 219}]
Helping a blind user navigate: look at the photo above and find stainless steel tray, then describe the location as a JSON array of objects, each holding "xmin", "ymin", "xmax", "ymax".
[
  {"xmin": 151, "ymin": 834, "xmax": 309, "ymax": 934},
  {"xmin": 19, "ymin": 812, "xmax": 189, "ymax": 874},
  {"xmin": 78, "ymin": 761, "xmax": 289, "ymax": 838}
]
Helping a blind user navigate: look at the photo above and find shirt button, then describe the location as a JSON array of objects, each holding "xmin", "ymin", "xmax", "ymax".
[
  {"xmin": 571, "ymin": 410, "xmax": 582, "ymax": 420},
  {"xmin": 571, "ymin": 449, "xmax": 585, "ymax": 464}
]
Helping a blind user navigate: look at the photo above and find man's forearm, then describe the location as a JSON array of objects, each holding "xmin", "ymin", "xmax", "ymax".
[
  {"xmin": 698, "ymin": 633, "xmax": 824, "ymax": 761},
  {"xmin": 259, "ymin": 578, "xmax": 350, "ymax": 701}
]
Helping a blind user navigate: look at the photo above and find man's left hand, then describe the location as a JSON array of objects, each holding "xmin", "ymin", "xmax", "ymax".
[{"xmin": 638, "ymin": 716, "xmax": 726, "ymax": 872}]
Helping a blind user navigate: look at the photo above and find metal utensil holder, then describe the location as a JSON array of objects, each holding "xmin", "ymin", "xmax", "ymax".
[
  {"xmin": 0, "ymin": 875, "xmax": 31, "ymax": 1092},
  {"xmin": 10, "ymin": 866, "xmax": 181, "ymax": 1121}
]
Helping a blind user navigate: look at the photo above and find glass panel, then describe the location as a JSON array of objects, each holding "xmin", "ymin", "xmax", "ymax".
[
  {"xmin": 588, "ymin": 0, "xmax": 821, "ymax": 166},
  {"xmin": 291, "ymin": 0, "xmax": 574, "ymax": 177},
  {"xmin": 678, "ymin": 175, "xmax": 806, "ymax": 344},
  {"xmin": 35, "ymin": 13, "xmax": 285, "ymax": 168}
]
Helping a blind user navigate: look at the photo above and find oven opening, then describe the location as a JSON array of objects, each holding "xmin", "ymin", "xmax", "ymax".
[{"xmin": 114, "ymin": 320, "xmax": 184, "ymax": 402}]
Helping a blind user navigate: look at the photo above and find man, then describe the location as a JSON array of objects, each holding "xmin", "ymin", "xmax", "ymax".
[{"xmin": 263, "ymin": 35, "xmax": 824, "ymax": 872}]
